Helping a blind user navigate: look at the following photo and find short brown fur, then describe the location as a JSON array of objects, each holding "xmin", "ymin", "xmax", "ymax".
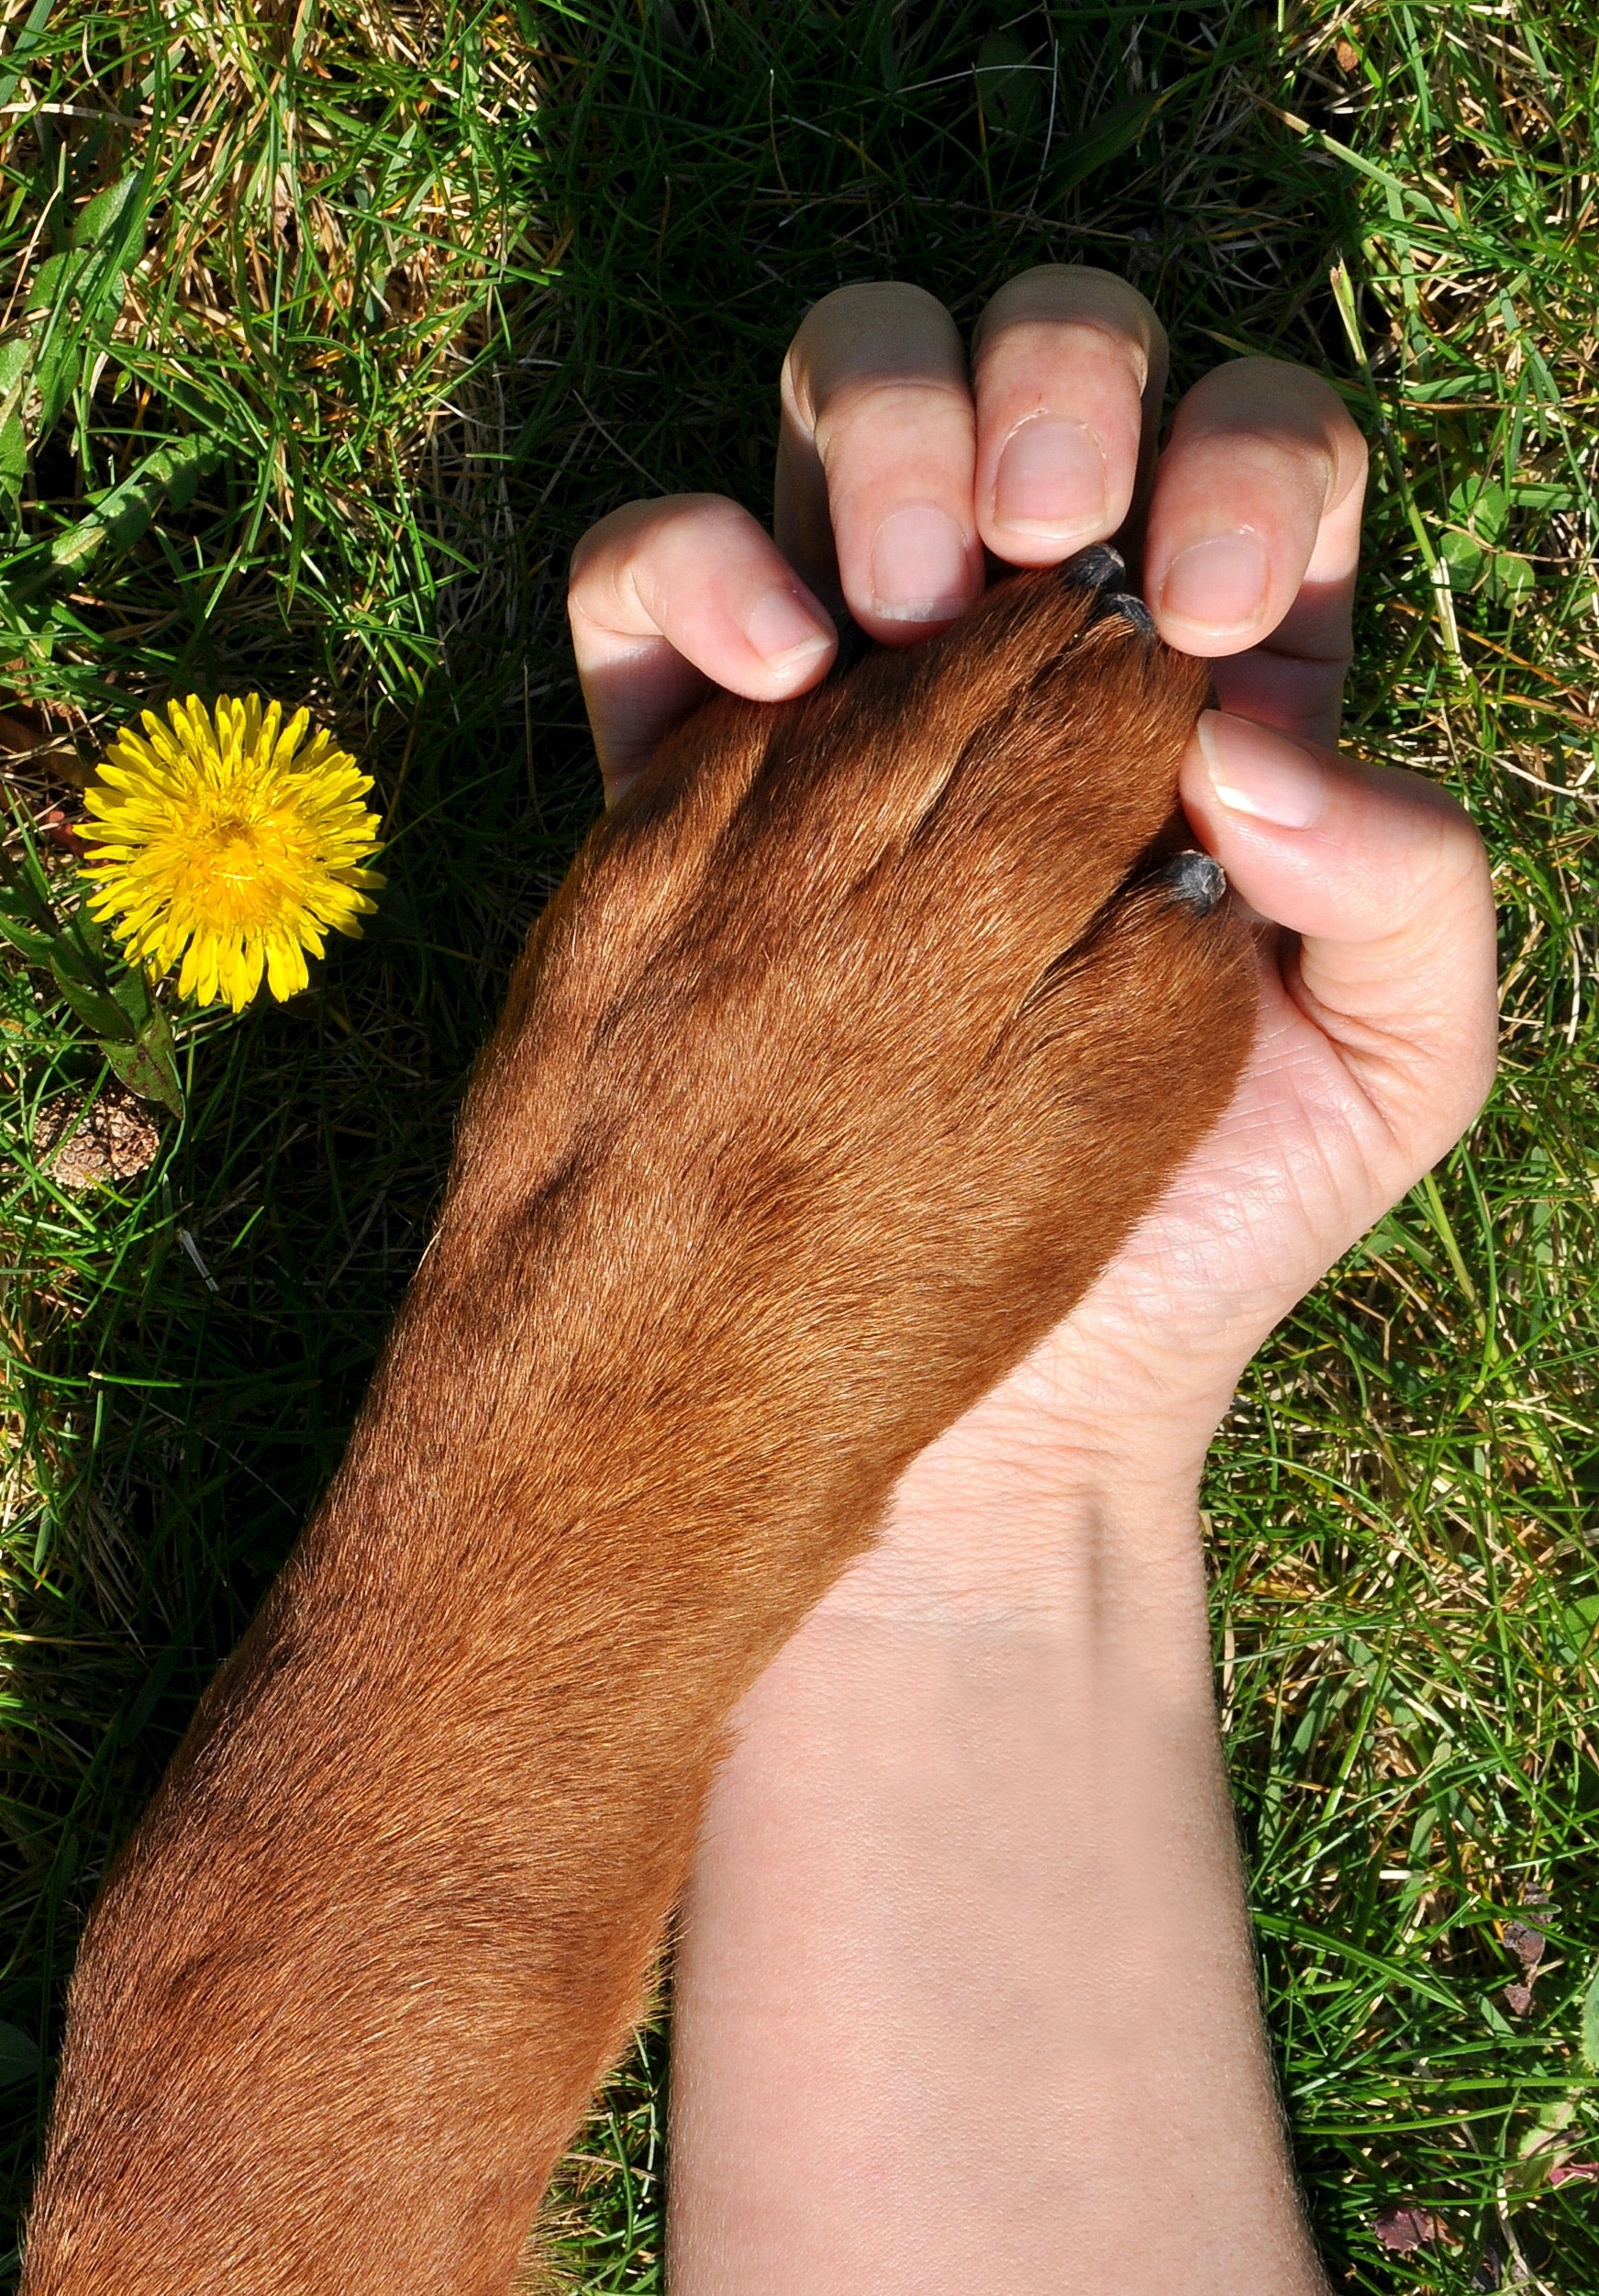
[{"xmin": 21, "ymin": 569, "xmax": 1256, "ymax": 2294}]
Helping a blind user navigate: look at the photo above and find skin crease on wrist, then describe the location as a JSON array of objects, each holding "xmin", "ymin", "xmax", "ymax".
[{"xmin": 569, "ymin": 270, "xmax": 1498, "ymax": 2292}]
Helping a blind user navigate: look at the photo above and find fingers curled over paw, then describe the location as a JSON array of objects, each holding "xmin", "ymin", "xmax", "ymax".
[
  {"xmin": 971, "ymin": 267, "xmax": 1169, "ymax": 562},
  {"xmin": 1145, "ymin": 359, "xmax": 1368, "ymax": 678}
]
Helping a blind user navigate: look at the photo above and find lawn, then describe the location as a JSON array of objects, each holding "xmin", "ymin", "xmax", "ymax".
[{"xmin": 0, "ymin": 2, "xmax": 1595, "ymax": 2289}]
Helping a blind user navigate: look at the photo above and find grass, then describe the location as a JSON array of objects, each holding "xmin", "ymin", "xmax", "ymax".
[{"xmin": 0, "ymin": 0, "xmax": 1594, "ymax": 2288}]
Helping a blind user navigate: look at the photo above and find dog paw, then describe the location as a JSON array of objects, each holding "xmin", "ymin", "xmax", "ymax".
[{"xmin": 463, "ymin": 562, "xmax": 1256, "ymax": 1501}]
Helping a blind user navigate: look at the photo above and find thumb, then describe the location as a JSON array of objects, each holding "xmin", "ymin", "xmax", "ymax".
[{"xmin": 1179, "ymin": 708, "xmax": 1498, "ymax": 1167}]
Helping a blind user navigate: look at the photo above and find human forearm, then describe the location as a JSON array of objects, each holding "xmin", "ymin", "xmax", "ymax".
[
  {"xmin": 669, "ymin": 1425, "xmax": 1328, "ymax": 2296},
  {"xmin": 580, "ymin": 272, "xmax": 1495, "ymax": 2296}
]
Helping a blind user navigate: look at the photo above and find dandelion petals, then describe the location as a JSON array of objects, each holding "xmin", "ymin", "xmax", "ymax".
[{"xmin": 78, "ymin": 692, "xmax": 383, "ymax": 1010}]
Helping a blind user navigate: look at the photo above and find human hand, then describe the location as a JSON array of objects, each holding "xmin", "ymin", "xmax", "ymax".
[
  {"xmin": 568, "ymin": 269, "xmax": 1497, "ymax": 1580},
  {"xmin": 589, "ymin": 276, "xmax": 1493, "ymax": 2296}
]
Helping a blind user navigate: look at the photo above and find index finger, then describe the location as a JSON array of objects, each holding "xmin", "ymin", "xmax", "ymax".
[{"xmin": 777, "ymin": 282, "xmax": 983, "ymax": 641}]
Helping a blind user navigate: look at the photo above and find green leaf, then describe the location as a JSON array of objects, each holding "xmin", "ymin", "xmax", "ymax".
[
  {"xmin": 1439, "ymin": 528, "xmax": 1487, "ymax": 583},
  {"xmin": 31, "ymin": 331, "xmax": 82, "ymax": 438},
  {"xmin": 71, "ymin": 173, "xmax": 142, "ymax": 256},
  {"xmin": 1448, "ymin": 476, "xmax": 1510, "ymax": 543},
  {"xmin": 1518, "ymin": 2097, "xmax": 1576, "ymax": 2157},
  {"xmin": 163, "ymin": 438, "xmax": 214, "ymax": 512},
  {"xmin": 1486, "ymin": 552, "xmax": 1536, "ymax": 605},
  {"xmin": 1050, "ymin": 88, "xmax": 1174, "ymax": 196},
  {"xmin": 72, "ymin": 901, "xmax": 105, "ymax": 959},
  {"xmin": 15, "ymin": 175, "xmax": 146, "ymax": 454},
  {"xmin": 103, "ymin": 1020, "xmax": 183, "ymax": 1117},
  {"xmin": 44, "ymin": 929, "xmax": 94, "ymax": 984},
  {"xmin": 0, "ymin": 336, "xmax": 32, "ymax": 402},
  {"xmin": 975, "ymin": 32, "xmax": 1041, "ymax": 135},
  {"xmin": 0, "ymin": 838, "xmax": 58, "ymax": 930},
  {"xmin": 15, "ymin": 433, "xmax": 224, "ymax": 596},
  {"xmin": 28, "ymin": 176, "xmax": 143, "ymax": 317},
  {"xmin": 25, "ymin": 250, "xmax": 73, "ymax": 314},
  {"xmin": 0, "ymin": 2021, "xmax": 40, "ymax": 2088},
  {"xmin": 52, "ymin": 966, "xmax": 136, "ymax": 1041},
  {"xmin": 1582, "ymin": 1961, "xmax": 1599, "ymax": 2073},
  {"xmin": 111, "ymin": 965, "xmax": 154, "ymax": 1030},
  {"xmin": 84, "ymin": 434, "xmax": 223, "ymax": 552},
  {"xmin": 135, "ymin": 993, "xmax": 177, "ymax": 1068},
  {"xmin": 1503, "ymin": 2150, "xmax": 1553, "ymax": 2201},
  {"xmin": 1562, "ymin": 1592, "xmax": 1599, "ymax": 1650},
  {"xmin": 0, "ymin": 908, "xmax": 57, "ymax": 964},
  {"xmin": 0, "ymin": 412, "xmax": 27, "ymax": 501}
]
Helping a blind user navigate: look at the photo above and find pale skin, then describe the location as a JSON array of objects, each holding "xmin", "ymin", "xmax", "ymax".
[{"xmin": 568, "ymin": 271, "xmax": 1498, "ymax": 2293}]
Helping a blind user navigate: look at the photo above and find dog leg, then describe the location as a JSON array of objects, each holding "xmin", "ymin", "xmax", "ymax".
[{"xmin": 23, "ymin": 567, "xmax": 1254, "ymax": 2296}]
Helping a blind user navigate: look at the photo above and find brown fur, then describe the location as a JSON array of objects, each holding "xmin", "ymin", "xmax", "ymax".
[{"xmin": 21, "ymin": 568, "xmax": 1256, "ymax": 2293}]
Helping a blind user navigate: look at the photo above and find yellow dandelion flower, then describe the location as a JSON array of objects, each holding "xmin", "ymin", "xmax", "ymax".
[{"xmin": 78, "ymin": 693, "xmax": 385, "ymax": 1013}]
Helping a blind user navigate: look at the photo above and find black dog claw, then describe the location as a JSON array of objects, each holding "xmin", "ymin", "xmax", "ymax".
[
  {"xmin": 1102, "ymin": 591, "xmax": 1158, "ymax": 641},
  {"xmin": 1061, "ymin": 543, "xmax": 1159, "ymax": 641},
  {"xmin": 1062, "ymin": 542, "xmax": 1128, "ymax": 593},
  {"xmin": 1161, "ymin": 851, "xmax": 1227, "ymax": 915}
]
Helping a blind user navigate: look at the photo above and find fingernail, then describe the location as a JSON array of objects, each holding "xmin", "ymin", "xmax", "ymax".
[
  {"xmin": 742, "ymin": 583, "xmax": 836, "ymax": 670},
  {"xmin": 869, "ymin": 505, "xmax": 972, "ymax": 623},
  {"xmin": 1196, "ymin": 709, "xmax": 1327, "ymax": 830},
  {"xmin": 1159, "ymin": 530, "xmax": 1270, "ymax": 634},
  {"xmin": 993, "ymin": 418, "xmax": 1106, "ymax": 538}
]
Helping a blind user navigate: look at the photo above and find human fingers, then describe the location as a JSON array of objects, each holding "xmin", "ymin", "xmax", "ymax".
[
  {"xmin": 777, "ymin": 282, "xmax": 983, "ymax": 641},
  {"xmin": 1147, "ymin": 362, "xmax": 1367, "ymax": 744},
  {"xmin": 777, "ymin": 274, "xmax": 1166, "ymax": 638},
  {"xmin": 569, "ymin": 495, "xmax": 836, "ymax": 801},
  {"xmin": 970, "ymin": 266, "xmax": 1167, "ymax": 565},
  {"xmin": 1180, "ymin": 711, "xmax": 1497, "ymax": 1176}
]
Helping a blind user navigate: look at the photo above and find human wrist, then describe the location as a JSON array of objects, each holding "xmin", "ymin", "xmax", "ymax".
[
  {"xmin": 809, "ymin": 1392, "xmax": 1212, "ymax": 1658},
  {"xmin": 672, "ymin": 1446, "xmax": 1324, "ymax": 2296}
]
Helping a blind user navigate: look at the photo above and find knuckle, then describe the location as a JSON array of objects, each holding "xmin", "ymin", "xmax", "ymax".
[
  {"xmin": 974, "ymin": 266, "xmax": 1166, "ymax": 385},
  {"xmin": 1399, "ymin": 805, "xmax": 1489, "ymax": 926},
  {"xmin": 1184, "ymin": 360, "xmax": 1367, "ymax": 498},
  {"xmin": 1441, "ymin": 1022, "xmax": 1500, "ymax": 1141},
  {"xmin": 1184, "ymin": 357, "xmax": 1312, "ymax": 428},
  {"xmin": 799, "ymin": 279, "xmax": 946, "ymax": 334},
  {"xmin": 570, "ymin": 496, "xmax": 676, "ymax": 590},
  {"xmin": 569, "ymin": 496, "xmax": 752, "ymax": 630},
  {"xmin": 568, "ymin": 500, "xmax": 650, "ymax": 587},
  {"xmin": 812, "ymin": 370, "xmax": 972, "ymax": 460},
  {"xmin": 1427, "ymin": 788, "xmax": 1490, "ymax": 886},
  {"xmin": 783, "ymin": 282, "xmax": 962, "ymax": 429}
]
